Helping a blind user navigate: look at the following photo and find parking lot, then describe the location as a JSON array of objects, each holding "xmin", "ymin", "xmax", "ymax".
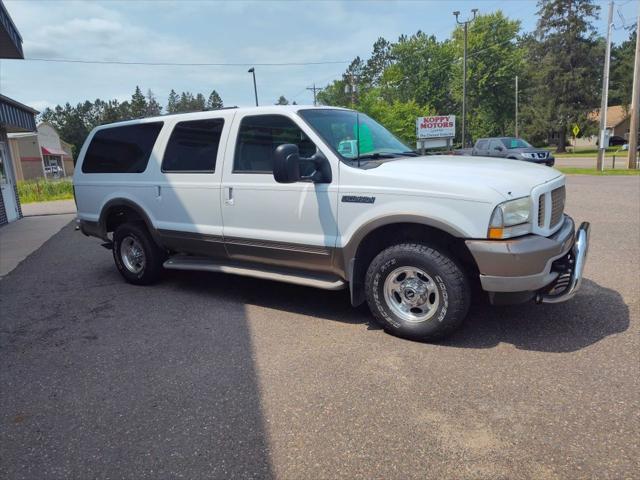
[{"xmin": 1, "ymin": 175, "xmax": 638, "ymax": 479}]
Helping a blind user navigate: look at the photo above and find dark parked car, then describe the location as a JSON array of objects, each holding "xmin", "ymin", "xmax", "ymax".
[
  {"xmin": 608, "ymin": 136, "xmax": 627, "ymax": 146},
  {"xmin": 456, "ymin": 137, "xmax": 555, "ymax": 166}
]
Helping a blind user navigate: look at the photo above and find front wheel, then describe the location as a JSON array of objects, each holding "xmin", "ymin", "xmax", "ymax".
[{"xmin": 365, "ymin": 243, "xmax": 470, "ymax": 341}]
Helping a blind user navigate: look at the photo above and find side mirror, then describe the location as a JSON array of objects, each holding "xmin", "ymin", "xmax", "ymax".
[
  {"xmin": 273, "ymin": 144, "xmax": 301, "ymax": 183},
  {"xmin": 495, "ymin": 145, "xmax": 504, "ymax": 151},
  {"xmin": 273, "ymin": 144, "xmax": 332, "ymax": 184}
]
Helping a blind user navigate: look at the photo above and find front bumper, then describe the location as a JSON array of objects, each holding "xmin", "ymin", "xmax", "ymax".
[{"xmin": 465, "ymin": 216, "xmax": 590, "ymax": 303}]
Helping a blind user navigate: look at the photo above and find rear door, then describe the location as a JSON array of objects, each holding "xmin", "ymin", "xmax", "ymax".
[
  {"xmin": 474, "ymin": 139, "xmax": 488, "ymax": 156},
  {"xmin": 151, "ymin": 113, "xmax": 233, "ymax": 257},
  {"xmin": 488, "ymin": 139, "xmax": 505, "ymax": 158}
]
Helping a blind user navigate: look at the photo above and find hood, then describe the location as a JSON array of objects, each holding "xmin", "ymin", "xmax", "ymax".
[{"xmin": 368, "ymin": 155, "xmax": 563, "ymax": 201}]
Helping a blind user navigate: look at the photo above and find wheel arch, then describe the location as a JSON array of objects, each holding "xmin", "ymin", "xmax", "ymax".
[
  {"xmin": 341, "ymin": 217, "xmax": 477, "ymax": 306},
  {"xmin": 98, "ymin": 198, "xmax": 162, "ymax": 245}
]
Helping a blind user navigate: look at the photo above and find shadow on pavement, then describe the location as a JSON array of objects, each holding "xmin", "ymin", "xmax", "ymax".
[
  {"xmin": 167, "ymin": 271, "xmax": 629, "ymax": 354},
  {"xmin": 442, "ymin": 278, "xmax": 630, "ymax": 352},
  {"xmin": 0, "ymin": 224, "xmax": 274, "ymax": 479}
]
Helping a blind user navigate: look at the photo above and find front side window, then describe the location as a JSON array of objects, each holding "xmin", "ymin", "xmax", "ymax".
[
  {"xmin": 162, "ymin": 119, "xmax": 224, "ymax": 172},
  {"xmin": 234, "ymin": 115, "xmax": 316, "ymax": 173},
  {"xmin": 299, "ymin": 109, "xmax": 411, "ymax": 165},
  {"xmin": 501, "ymin": 138, "xmax": 532, "ymax": 149},
  {"xmin": 82, "ymin": 122, "xmax": 163, "ymax": 174}
]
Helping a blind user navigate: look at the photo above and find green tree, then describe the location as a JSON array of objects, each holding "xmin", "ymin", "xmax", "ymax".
[
  {"xmin": 167, "ymin": 89, "xmax": 179, "ymax": 114},
  {"xmin": 130, "ymin": 86, "xmax": 148, "ymax": 118},
  {"xmin": 610, "ymin": 28, "xmax": 636, "ymax": 111},
  {"xmin": 521, "ymin": 0, "xmax": 602, "ymax": 151},
  {"xmin": 146, "ymin": 89, "xmax": 162, "ymax": 116},
  {"xmin": 451, "ymin": 12, "xmax": 525, "ymax": 142},
  {"xmin": 275, "ymin": 95, "xmax": 290, "ymax": 105},
  {"xmin": 384, "ymin": 32, "xmax": 455, "ymax": 113},
  {"xmin": 206, "ymin": 90, "xmax": 224, "ymax": 110},
  {"xmin": 361, "ymin": 37, "xmax": 393, "ymax": 86}
]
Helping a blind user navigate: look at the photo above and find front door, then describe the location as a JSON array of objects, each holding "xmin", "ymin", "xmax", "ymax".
[
  {"xmin": 0, "ymin": 142, "xmax": 19, "ymax": 222},
  {"xmin": 221, "ymin": 112, "xmax": 339, "ymax": 273}
]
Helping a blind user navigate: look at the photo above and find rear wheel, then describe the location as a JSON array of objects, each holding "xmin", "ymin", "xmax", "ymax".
[
  {"xmin": 113, "ymin": 223, "xmax": 164, "ymax": 285},
  {"xmin": 365, "ymin": 243, "xmax": 470, "ymax": 341}
]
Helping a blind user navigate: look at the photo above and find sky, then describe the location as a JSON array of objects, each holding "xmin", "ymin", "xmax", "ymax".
[{"xmin": 0, "ymin": 0, "xmax": 637, "ymax": 113}]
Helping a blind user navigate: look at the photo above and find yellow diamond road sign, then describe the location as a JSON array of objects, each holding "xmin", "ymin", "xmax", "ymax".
[{"xmin": 572, "ymin": 125, "xmax": 580, "ymax": 137}]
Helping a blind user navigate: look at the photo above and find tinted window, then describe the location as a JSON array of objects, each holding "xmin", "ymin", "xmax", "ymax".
[
  {"xmin": 489, "ymin": 139, "xmax": 503, "ymax": 151},
  {"xmin": 475, "ymin": 140, "xmax": 488, "ymax": 150},
  {"xmin": 82, "ymin": 122, "xmax": 163, "ymax": 173},
  {"xmin": 234, "ymin": 115, "xmax": 316, "ymax": 173},
  {"xmin": 500, "ymin": 137, "xmax": 532, "ymax": 149},
  {"xmin": 162, "ymin": 119, "xmax": 224, "ymax": 172}
]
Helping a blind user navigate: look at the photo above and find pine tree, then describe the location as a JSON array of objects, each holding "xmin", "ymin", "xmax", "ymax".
[
  {"xmin": 130, "ymin": 86, "xmax": 148, "ymax": 118},
  {"xmin": 146, "ymin": 89, "xmax": 162, "ymax": 116},
  {"xmin": 522, "ymin": 0, "xmax": 602, "ymax": 151},
  {"xmin": 195, "ymin": 93, "xmax": 206, "ymax": 111},
  {"xmin": 167, "ymin": 89, "xmax": 179, "ymax": 114},
  {"xmin": 206, "ymin": 90, "xmax": 224, "ymax": 110}
]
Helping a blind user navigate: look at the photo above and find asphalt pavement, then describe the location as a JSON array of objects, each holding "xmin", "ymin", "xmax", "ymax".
[{"xmin": 1, "ymin": 175, "xmax": 638, "ymax": 479}]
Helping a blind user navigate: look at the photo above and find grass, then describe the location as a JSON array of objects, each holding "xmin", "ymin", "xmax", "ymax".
[
  {"xmin": 544, "ymin": 146, "xmax": 626, "ymax": 158},
  {"xmin": 557, "ymin": 167, "xmax": 640, "ymax": 176},
  {"xmin": 17, "ymin": 178, "xmax": 74, "ymax": 204}
]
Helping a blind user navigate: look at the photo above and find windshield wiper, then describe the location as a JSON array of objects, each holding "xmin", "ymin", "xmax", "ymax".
[{"xmin": 400, "ymin": 150, "xmax": 419, "ymax": 157}]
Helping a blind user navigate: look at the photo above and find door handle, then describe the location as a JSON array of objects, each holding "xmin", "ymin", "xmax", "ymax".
[{"xmin": 225, "ymin": 187, "xmax": 234, "ymax": 206}]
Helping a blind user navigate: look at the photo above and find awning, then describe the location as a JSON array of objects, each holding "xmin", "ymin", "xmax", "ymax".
[{"xmin": 41, "ymin": 146, "xmax": 68, "ymax": 156}]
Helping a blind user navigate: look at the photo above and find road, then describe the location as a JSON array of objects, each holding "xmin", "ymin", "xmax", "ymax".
[{"xmin": 1, "ymin": 175, "xmax": 638, "ymax": 479}]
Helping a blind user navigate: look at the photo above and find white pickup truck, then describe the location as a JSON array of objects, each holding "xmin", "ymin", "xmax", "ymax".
[{"xmin": 73, "ymin": 106, "xmax": 590, "ymax": 341}]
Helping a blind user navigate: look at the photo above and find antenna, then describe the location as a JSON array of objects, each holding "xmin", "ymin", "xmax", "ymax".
[{"xmin": 356, "ymin": 111, "xmax": 361, "ymax": 168}]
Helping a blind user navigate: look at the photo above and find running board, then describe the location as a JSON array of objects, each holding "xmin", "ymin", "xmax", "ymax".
[{"xmin": 163, "ymin": 255, "xmax": 346, "ymax": 291}]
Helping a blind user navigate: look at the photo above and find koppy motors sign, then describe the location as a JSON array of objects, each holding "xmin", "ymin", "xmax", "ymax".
[{"xmin": 416, "ymin": 115, "xmax": 456, "ymax": 139}]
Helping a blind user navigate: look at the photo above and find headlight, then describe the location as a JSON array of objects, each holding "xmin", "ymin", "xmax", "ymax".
[{"xmin": 488, "ymin": 197, "xmax": 531, "ymax": 239}]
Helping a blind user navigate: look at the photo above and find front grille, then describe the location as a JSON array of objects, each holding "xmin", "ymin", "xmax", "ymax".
[
  {"xmin": 536, "ymin": 185, "xmax": 566, "ymax": 231},
  {"xmin": 538, "ymin": 194, "xmax": 546, "ymax": 227},
  {"xmin": 550, "ymin": 186, "xmax": 566, "ymax": 227}
]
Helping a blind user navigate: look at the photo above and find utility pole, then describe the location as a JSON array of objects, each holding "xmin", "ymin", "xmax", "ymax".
[
  {"xmin": 248, "ymin": 67, "xmax": 258, "ymax": 106},
  {"xmin": 306, "ymin": 83, "xmax": 323, "ymax": 106},
  {"xmin": 515, "ymin": 75, "xmax": 519, "ymax": 138},
  {"xmin": 454, "ymin": 8, "xmax": 478, "ymax": 148},
  {"xmin": 597, "ymin": 1, "xmax": 614, "ymax": 171},
  {"xmin": 628, "ymin": 12, "xmax": 640, "ymax": 169},
  {"xmin": 345, "ymin": 75, "xmax": 358, "ymax": 107}
]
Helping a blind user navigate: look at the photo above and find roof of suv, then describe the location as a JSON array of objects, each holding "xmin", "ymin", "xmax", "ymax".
[{"xmin": 95, "ymin": 105, "xmax": 351, "ymax": 129}]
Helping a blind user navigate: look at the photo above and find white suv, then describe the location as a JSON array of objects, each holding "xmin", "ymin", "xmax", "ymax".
[{"xmin": 73, "ymin": 106, "xmax": 590, "ymax": 341}]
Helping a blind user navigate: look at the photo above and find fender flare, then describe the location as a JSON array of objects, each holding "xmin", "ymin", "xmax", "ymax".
[
  {"xmin": 98, "ymin": 198, "xmax": 162, "ymax": 245},
  {"xmin": 337, "ymin": 215, "xmax": 467, "ymax": 306}
]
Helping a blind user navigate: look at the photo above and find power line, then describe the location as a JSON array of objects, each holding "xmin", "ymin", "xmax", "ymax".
[{"xmin": 21, "ymin": 57, "xmax": 351, "ymax": 67}]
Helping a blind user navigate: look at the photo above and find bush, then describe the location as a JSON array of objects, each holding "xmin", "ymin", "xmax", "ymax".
[{"xmin": 17, "ymin": 179, "xmax": 74, "ymax": 204}]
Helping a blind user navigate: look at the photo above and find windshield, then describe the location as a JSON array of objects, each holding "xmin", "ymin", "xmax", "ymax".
[
  {"xmin": 298, "ymin": 109, "xmax": 412, "ymax": 164},
  {"xmin": 501, "ymin": 138, "xmax": 532, "ymax": 149}
]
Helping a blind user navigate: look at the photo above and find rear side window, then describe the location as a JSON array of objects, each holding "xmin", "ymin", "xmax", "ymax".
[
  {"xmin": 475, "ymin": 140, "xmax": 487, "ymax": 150},
  {"xmin": 82, "ymin": 122, "xmax": 163, "ymax": 173},
  {"xmin": 234, "ymin": 114, "xmax": 316, "ymax": 173},
  {"xmin": 162, "ymin": 119, "xmax": 224, "ymax": 172}
]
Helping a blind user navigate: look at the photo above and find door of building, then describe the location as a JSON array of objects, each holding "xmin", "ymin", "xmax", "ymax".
[{"xmin": 0, "ymin": 141, "xmax": 19, "ymax": 222}]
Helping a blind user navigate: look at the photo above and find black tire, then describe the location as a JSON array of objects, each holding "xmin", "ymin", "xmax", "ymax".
[
  {"xmin": 365, "ymin": 243, "xmax": 470, "ymax": 341},
  {"xmin": 113, "ymin": 222, "xmax": 165, "ymax": 285}
]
